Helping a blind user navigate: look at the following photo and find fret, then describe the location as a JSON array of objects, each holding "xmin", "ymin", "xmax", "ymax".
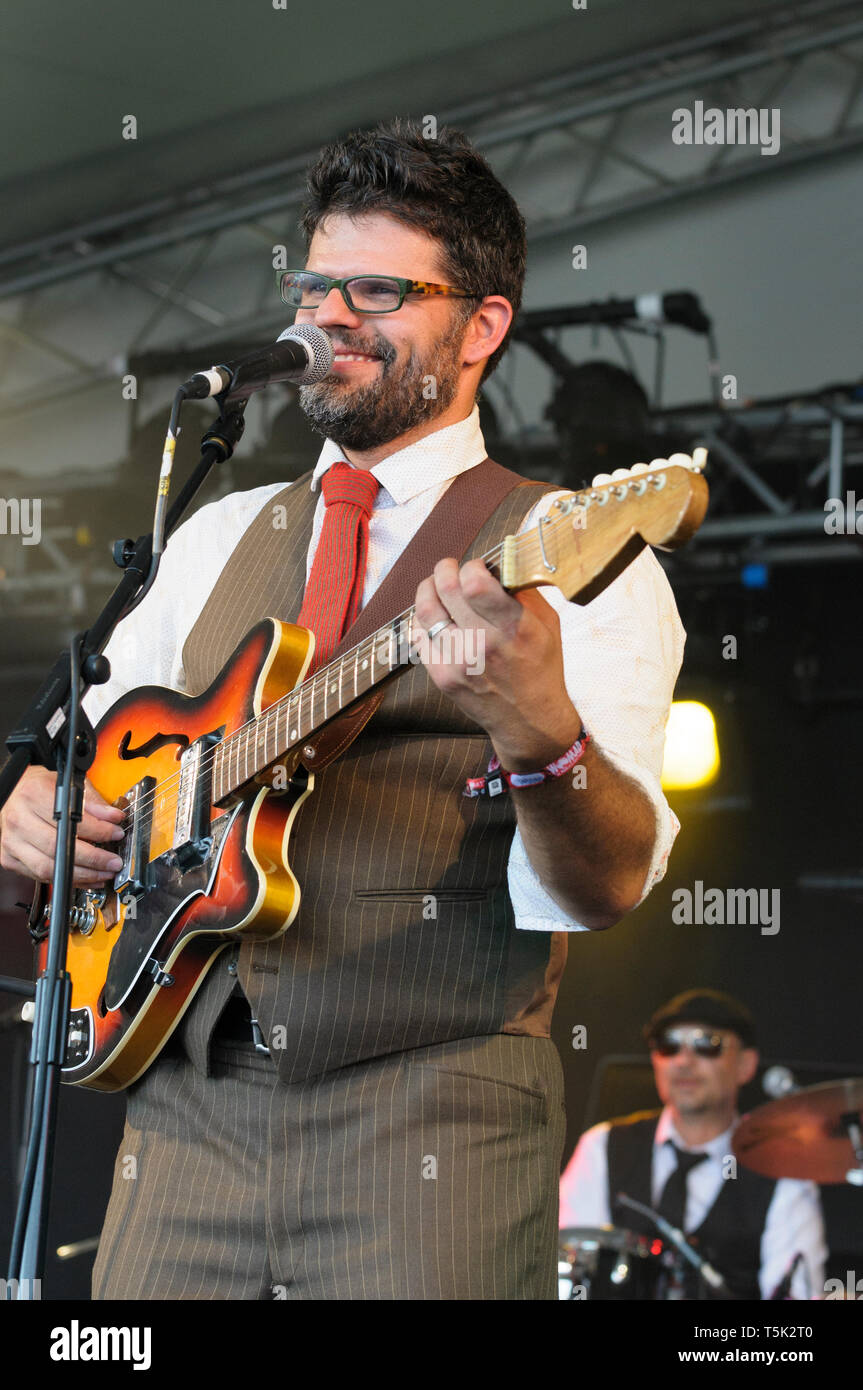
[
  {"xmin": 273, "ymin": 701, "xmax": 282, "ymax": 760},
  {"xmin": 287, "ymin": 690, "xmax": 298, "ymax": 748},
  {"xmin": 304, "ymin": 677, "xmax": 312, "ymax": 738}
]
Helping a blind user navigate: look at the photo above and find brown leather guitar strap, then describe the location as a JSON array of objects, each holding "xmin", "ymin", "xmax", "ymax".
[{"xmin": 301, "ymin": 458, "xmax": 547, "ymax": 771}]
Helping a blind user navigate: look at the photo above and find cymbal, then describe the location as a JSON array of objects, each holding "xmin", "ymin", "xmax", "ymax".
[{"xmin": 733, "ymin": 1078, "xmax": 863, "ymax": 1183}]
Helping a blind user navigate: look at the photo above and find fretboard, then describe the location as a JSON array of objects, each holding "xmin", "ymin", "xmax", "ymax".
[{"xmin": 211, "ymin": 548, "xmax": 504, "ymax": 803}]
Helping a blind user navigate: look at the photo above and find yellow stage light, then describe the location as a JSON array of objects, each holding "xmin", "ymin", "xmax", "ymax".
[{"xmin": 662, "ymin": 701, "xmax": 720, "ymax": 789}]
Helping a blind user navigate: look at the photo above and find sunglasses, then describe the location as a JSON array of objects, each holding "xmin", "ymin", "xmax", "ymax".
[{"xmin": 651, "ymin": 1027, "xmax": 729, "ymax": 1058}]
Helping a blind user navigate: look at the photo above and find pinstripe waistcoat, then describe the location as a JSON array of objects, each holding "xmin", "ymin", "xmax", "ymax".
[{"xmin": 179, "ymin": 465, "xmax": 568, "ymax": 1084}]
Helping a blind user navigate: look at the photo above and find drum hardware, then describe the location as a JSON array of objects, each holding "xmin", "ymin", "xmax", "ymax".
[
  {"xmin": 617, "ymin": 1191, "xmax": 733, "ymax": 1298},
  {"xmin": 557, "ymin": 1224, "xmax": 684, "ymax": 1301}
]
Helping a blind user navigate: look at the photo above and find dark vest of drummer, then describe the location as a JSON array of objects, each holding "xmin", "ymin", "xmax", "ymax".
[{"xmin": 558, "ymin": 989, "xmax": 827, "ymax": 1300}]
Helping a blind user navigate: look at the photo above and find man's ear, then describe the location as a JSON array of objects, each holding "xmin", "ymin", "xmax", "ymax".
[
  {"xmin": 461, "ymin": 295, "xmax": 512, "ymax": 369},
  {"xmin": 737, "ymin": 1046, "xmax": 759, "ymax": 1087}
]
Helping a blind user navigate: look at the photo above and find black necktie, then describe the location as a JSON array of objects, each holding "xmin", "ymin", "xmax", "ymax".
[{"xmin": 657, "ymin": 1143, "xmax": 709, "ymax": 1231}]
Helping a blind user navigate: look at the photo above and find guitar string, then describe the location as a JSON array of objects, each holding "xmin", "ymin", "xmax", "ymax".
[
  {"xmin": 109, "ymin": 520, "xmax": 553, "ymax": 833},
  {"xmin": 113, "ymin": 531, "xmax": 510, "ymax": 834},
  {"xmin": 110, "ymin": 470, "xmax": 666, "ymax": 840},
  {"xmin": 111, "ymin": 479, "xmax": 645, "ymax": 840},
  {"xmin": 111, "ymin": 464, "xmax": 668, "ymax": 840}
]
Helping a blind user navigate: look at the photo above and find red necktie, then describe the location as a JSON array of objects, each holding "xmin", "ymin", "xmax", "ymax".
[{"xmin": 297, "ymin": 461, "xmax": 380, "ymax": 672}]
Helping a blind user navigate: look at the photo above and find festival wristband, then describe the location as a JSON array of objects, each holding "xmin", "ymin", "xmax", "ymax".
[{"xmin": 463, "ymin": 730, "xmax": 591, "ymax": 797}]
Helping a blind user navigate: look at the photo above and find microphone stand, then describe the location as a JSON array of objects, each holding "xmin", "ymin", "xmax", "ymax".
[
  {"xmin": 2, "ymin": 392, "xmax": 247, "ymax": 1299},
  {"xmin": 616, "ymin": 1191, "xmax": 735, "ymax": 1299}
]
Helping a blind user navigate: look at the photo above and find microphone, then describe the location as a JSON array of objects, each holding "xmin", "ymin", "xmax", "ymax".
[
  {"xmin": 762, "ymin": 1065, "xmax": 798, "ymax": 1099},
  {"xmin": 181, "ymin": 325, "xmax": 334, "ymax": 401},
  {"xmin": 518, "ymin": 291, "xmax": 712, "ymax": 336}
]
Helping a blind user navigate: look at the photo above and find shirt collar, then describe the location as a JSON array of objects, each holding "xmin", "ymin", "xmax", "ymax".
[
  {"xmin": 309, "ymin": 404, "xmax": 487, "ymax": 504},
  {"xmin": 655, "ymin": 1106, "xmax": 737, "ymax": 1158}
]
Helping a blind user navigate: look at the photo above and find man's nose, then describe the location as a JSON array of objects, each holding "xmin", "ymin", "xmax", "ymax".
[{"xmin": 306, "ymin": 286, "xmax": 364, "ymax": 329}]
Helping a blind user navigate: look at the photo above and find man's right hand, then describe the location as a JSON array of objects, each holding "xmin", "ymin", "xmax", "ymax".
[{"xmin": 0, "ymin": 766, "xmax": 126, "ymax": 887}]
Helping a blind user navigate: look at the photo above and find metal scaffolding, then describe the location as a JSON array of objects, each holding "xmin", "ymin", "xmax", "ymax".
[
  {"xmin": 0, "ymin": 0, "xmax": 861, "ymax": 649},
  {"xmin": 0, "ymin": 0, "xmax": 861, "ymax": 313}
]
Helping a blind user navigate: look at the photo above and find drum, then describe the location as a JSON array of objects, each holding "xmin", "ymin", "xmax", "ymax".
[{"xmin": 558, "ymin": 1225, "xmax": 682, "ymax": 1300}]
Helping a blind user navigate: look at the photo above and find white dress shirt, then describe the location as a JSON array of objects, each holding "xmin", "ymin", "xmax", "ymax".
[
  {"xmin": 84, "ymin": 404, "xmax": 685, "ymax": 931},
  {"xmin": 559, "ymin": 1105, "xmax": 828, "ymax": 1298}
]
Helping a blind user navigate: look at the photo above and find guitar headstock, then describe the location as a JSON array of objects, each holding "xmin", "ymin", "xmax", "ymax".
[{"xmin": 501, "ymin": 450, "xmax": 709, "ymax": 605}]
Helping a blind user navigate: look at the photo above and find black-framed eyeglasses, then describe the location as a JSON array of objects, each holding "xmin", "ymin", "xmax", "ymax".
[
  {"xmin": 277, "ymin": 270, "xmax": 483, "ymax": 314},
  {"xmin": 651, "ymin": 1027, "xmax": 728, "ymax": 1059}
]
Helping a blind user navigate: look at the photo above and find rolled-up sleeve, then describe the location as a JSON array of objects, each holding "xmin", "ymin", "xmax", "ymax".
[{"xmin": 508, "ymin": 493, "xmax": 686, "ymax": 931}]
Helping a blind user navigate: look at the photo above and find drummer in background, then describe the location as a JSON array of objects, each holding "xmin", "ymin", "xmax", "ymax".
[{"xmin": 559, "ymin": 989, "xmax": 828, "ymax": 1299}]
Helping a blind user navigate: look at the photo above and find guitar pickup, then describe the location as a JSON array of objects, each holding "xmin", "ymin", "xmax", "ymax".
[
  {"xmin": 173, "ymin": 729, "xmax": 222, "ymax": 871},
  {"xmin": 114, "ymin": 776, "xmax": 156, "ymax": 904}
]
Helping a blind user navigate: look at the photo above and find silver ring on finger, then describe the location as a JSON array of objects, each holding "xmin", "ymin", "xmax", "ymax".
[{"xmin": 426, "ymin": 619, "xmax": 453, "ymax": 641}]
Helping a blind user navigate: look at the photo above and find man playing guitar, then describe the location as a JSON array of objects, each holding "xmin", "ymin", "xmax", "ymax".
[{"xmin": 0, "ymin": 119, "xmax": 688, "ymax": 1300}]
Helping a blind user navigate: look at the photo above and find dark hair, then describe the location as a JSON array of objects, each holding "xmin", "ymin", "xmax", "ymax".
[{"xmin": 299, "ymin": 118, "xmax": 526, "ymax": 381}]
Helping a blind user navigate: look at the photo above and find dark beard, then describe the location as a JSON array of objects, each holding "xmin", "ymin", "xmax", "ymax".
[{"xmin": 298, "ymin": 336, "xmax": 462, "ymax": 452}]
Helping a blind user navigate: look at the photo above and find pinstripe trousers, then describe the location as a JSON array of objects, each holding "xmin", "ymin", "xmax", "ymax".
[{"xmin": 91, "ymin": 1031, "xmax": 566, "ymax": 1300}]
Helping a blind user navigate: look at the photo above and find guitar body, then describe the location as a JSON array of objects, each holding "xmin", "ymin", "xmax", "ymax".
[{"xmin": 37, "ymin": 618, "xmax": 314, "ymax": 1091}]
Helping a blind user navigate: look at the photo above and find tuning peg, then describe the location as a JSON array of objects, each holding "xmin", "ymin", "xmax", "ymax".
[
  {"xmin": 668, "ymin": 453, "xmax": 694, "ymax": 469},
  {"xmin": 591, "ymin": 473, "xmax": 612, "ymax": 486},
  {"xmin": 630, "ymin": 462, "xmax": 649, "ymax": 474},
  {"xmin": 611, "ymin": 468, "xmax": 630, "ymax": 480},
  {"xmin": 692, "ymin": 446, "xmax": 708, "ymax": 472}
]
